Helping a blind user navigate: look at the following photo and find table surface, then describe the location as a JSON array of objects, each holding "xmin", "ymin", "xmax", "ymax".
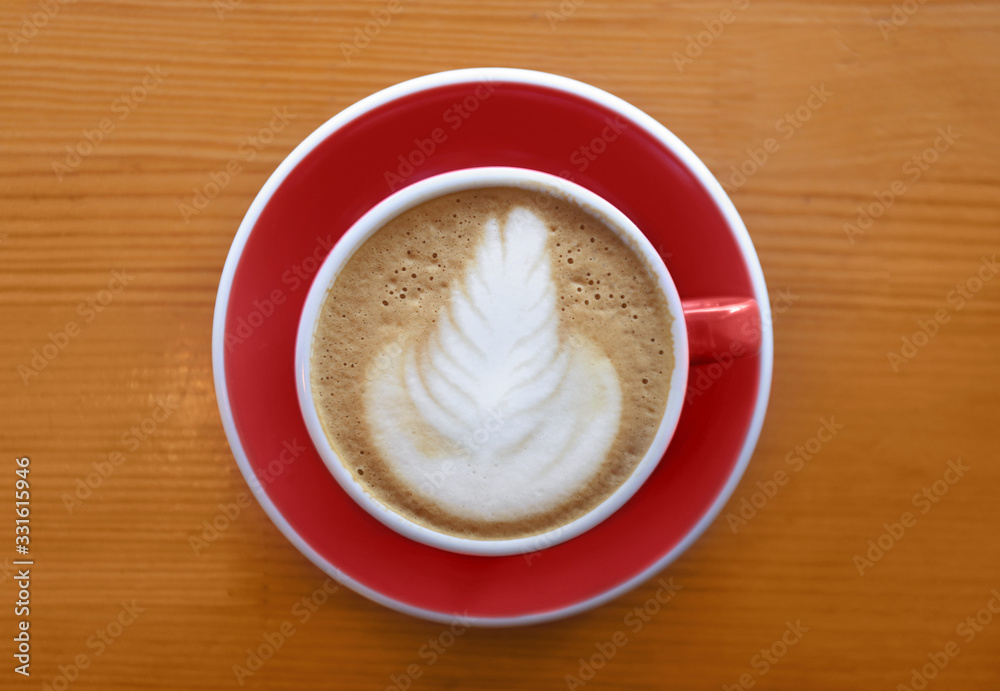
[{"xmin": 2, "ymin": 1, "xmax": 999, "ymax": 689}]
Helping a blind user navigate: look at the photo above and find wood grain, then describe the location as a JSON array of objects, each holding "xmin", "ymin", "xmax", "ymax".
[{"xmin": 1, "ymin": 0, "xmax": 999, "ymax": 689}]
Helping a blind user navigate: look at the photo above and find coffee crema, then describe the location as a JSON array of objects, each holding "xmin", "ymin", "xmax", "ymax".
[{"xmin": 311, "ymin": 187, "xmax": 673, "ymax": 540}]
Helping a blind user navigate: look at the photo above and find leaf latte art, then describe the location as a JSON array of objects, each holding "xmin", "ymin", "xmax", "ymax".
[
  {"xmin": 365, "ymin": 208, "xmax": 623, "ymax": 522},
  {"xmin": 311, "ymin": 185, "xmax": 674, "ymax": 540}
]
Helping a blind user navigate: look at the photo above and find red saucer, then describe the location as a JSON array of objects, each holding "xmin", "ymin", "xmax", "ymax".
[{"xmin": 212, "ymin": 69, "xmax": 772, "ymax": 625}]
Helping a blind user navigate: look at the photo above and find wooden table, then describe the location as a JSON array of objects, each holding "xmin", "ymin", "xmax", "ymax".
[{"xmin": 2, "ymin": 1, "xmax": 999, "ymax": 688}]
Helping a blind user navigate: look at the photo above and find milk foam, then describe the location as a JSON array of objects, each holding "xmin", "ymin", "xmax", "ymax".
[
  {"xmin": 364, "ymin": 207, "xmax": 623, "ymax": 521},
  {"xmin": 311, "ymin": 186, "xmax": 675, "ymax": 539}
]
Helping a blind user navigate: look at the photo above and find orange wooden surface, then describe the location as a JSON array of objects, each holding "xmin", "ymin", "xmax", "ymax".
[{"xmin": 2, "ymin": 1, "xmax": 999, "ymax": 689}]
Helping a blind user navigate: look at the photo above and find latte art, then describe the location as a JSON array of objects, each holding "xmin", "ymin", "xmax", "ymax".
[
  {"xmin": 366, "ymin": 208, "xmax": 622, "ymax": 521},
  {"xmin": 310, "ymin": 186, "xmax": 673, "ymax": 540}
]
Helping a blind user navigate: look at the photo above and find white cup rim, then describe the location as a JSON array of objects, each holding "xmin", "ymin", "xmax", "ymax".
[{"xmin": 294, "ymin": 166, "xmax": 690, "ymax": 556}]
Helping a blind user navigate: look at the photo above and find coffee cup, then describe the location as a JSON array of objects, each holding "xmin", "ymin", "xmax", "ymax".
[{"xmin": 295, "ymin": 167, "xmax": 760, "ymax": 556}]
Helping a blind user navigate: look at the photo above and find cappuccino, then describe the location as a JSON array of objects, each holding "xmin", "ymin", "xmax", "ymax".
[{"xmin": 310, "ymin": 186, "xmax": 674, "ymax": 540}]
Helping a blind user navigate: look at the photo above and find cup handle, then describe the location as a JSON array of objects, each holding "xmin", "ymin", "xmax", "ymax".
[{"xmin": 681, "ymin": 297, "xmax": 762, "ymax": 365}]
